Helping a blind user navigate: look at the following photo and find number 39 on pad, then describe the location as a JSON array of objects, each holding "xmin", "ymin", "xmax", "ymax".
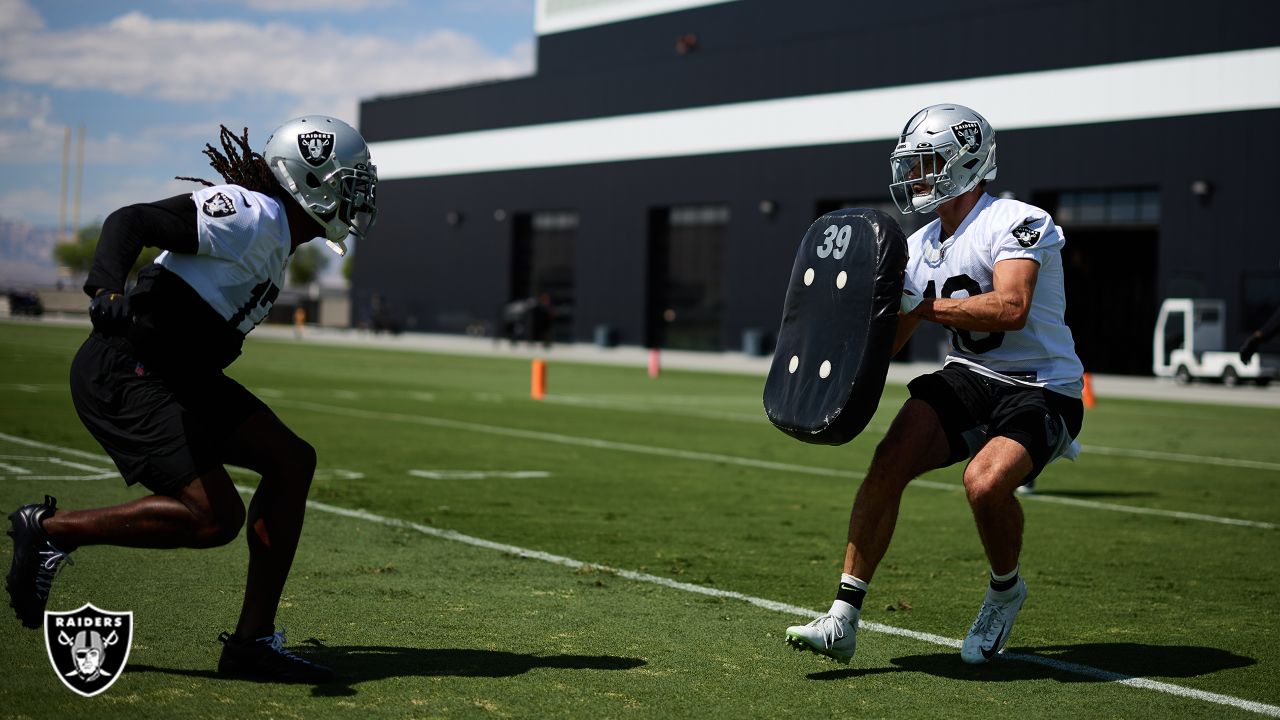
[{"xmin": 815, "ymin": 224, "xmax": 852, "ymax": 260}]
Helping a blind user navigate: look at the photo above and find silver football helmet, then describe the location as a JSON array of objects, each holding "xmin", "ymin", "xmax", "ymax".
[
  {"xmin": 263, "ymin": 115, "xmax": 377, "ymax": 256},
  {"xmin": 889, "ymin": 104, "xmax": 997, "ymax": 214}
]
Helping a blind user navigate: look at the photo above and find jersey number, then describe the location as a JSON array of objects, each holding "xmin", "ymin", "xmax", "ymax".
[
  {"xmin": 922, "ymin": 274, "xmax": 1006, "ymax": 354},
  {"xmin": 816, "ymin": 224, "xmax": 852, "ymax": 260},
  {"xmin": 229, "ymin": 279, "xmax": 280, "ymax": 330}
]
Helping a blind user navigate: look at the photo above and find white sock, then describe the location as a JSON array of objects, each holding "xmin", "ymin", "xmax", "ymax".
[
  {"xmin": 829, "ymin": 599, "xmax": 859, "ymax": 621},
  {"xmin": 841, "ymin": 573, "xmax": 869, "ymax": 591}
]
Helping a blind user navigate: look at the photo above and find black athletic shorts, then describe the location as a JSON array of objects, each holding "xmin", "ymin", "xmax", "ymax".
[
  {"xmin": 907, "ymin": 363, "xmax": 1084, "ymax": 482},
  {"xmin": 69, "ymin": 331, "xmax": 268, "ymax": 496}
]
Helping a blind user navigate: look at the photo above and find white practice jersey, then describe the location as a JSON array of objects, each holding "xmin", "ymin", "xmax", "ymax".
[
  {"xmin": 156, "ymin": 185, "xmax": 291, "ymax": 335},
  {"xmin": 904, "ymin": 193, "xmax": 1084, "ymax": 397}
]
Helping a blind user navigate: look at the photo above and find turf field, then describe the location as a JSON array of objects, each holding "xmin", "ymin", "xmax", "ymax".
[{"xmin": 1, "ymin": 321, "xmax": 1278, "ymax": 719}]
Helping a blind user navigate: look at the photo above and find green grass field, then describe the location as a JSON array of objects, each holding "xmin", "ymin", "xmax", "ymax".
[{"xmin": 1, "ymin": 321, "xmax": 1277, "ymax": 719}]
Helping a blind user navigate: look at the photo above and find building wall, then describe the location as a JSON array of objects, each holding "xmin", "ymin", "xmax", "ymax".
[{"xmin": 355, "ymin": 0, "xmax": 1280, "ymax": 366}]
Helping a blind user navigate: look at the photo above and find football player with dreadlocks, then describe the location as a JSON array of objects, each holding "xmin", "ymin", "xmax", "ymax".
[
  {"xmin": 5, "ymin": 116, "xmax": 377, "ymax": 683},
  {"xmin": 785, "ymin": 104, "xmax": 1084, "ymax": 667}
]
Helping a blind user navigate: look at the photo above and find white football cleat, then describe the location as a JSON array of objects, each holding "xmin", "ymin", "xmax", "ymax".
[
  {"xmin": 961, "ymin": 578, "xmax": 1027, "ymax": 664},
  {"xmin": 785, "ymin": 612, "xmax": 857, "ymax": 664}
]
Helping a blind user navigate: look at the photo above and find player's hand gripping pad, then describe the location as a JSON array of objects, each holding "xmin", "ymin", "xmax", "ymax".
[{"xmin": 763, "ymin": 208, "xmax": 907, "ymax": 445}]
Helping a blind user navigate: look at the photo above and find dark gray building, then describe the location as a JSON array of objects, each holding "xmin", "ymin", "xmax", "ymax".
[{"xmin": 357, "ymin": 0, "xmax": 1280, "ymax": 375}]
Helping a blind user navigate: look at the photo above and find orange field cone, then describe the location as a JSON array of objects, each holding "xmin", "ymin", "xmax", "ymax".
[
  {"xmin": 1082, "ymin": 372, "xmax": 1096, "ymax": 409},
  {"xmin": 531, "ymin": 359, "xmax": 547, "ymax": 400}
]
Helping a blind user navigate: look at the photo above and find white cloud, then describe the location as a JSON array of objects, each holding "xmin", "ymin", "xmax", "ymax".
[
  {"xmin": 0, "ymin": 11, "xmax": 534, "ymax": 121},
  {"xmin": 0, "ymin": 174, "xmax": 198, "ymax": 228},
  {"xmin": 0, "ymin": 99, "xmax": 176, "ymax": 166},
  {"xmin": 236, "ymin": 0, "xmax": 404, "ymax": 10},
  {"xmin": 0, "ymin": 0, "xmax": 43, "ymax": 33}
]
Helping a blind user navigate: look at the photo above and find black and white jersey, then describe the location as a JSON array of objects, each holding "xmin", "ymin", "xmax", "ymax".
[
  {"xmin": 903, "ymin": 193, "xmax": 1084, "ymax": 397},
  {"xmin": 157, "ymin": 185, "xmax": 290, "ymax": 335},
  {"xmin": 85, "ymin": 183, "xmax": 298, "ymax": 374}
]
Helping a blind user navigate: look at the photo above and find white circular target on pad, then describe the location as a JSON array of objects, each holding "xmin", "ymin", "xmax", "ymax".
[
  {"xmin": 803, "ymin": 268, "xmax": 815, "ymax": 286},
  {"xmin": 819, "ymin": 360, "xmax": 832, "ymax": 378},
  {"xmin": 788, "ymin": 355, "xmax": 799, "ymax": 373},
  {"xmin": 836, "ymin": 271, "xmax": 847, "ymax": 289}
]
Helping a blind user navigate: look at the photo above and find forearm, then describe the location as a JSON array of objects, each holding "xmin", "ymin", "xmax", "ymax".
[
  {"xmin": 892, "ymin": 314, "xmax": 921, "ymax": 356},
  {"xmin": 915, "ymin": 292, "xmax": 1028, "ymax": 332}
]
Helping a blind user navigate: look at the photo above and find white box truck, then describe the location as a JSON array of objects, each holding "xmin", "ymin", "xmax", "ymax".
[{"xmin": 1153, "ymin": 298, "xmax": 1278, "ymax": 386}]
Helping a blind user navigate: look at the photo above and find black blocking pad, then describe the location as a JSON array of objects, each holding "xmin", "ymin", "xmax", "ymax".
[{"xmin": 763, "ymin": 208, "xmax": 908, "ymax": 445}]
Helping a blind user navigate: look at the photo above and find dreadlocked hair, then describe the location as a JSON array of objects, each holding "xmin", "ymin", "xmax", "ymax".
[{"xmin": 176, "ymin": 125, "xmax": 281, "ymax": 197}]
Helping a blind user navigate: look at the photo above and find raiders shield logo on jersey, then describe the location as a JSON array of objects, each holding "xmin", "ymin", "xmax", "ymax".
[
  {"xmin": 297, "ymin": 131, "xmax": 335, "ymax": 167},
  {"xmin": 1012, "ymin": 224, "xmax": 1041, "ymax": 247},
  {"xmin": 950, "ymin": 120, "xmax": 982, "ymax": 151},
  {"xmin": 44, "ymin": 604, "xmax": 133, "ymax": 697},
  {"xmin": 202, "ymin": 192, "xmax": 237, "ymax": 218}
]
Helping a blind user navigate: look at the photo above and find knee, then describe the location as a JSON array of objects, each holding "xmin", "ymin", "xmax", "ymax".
[
  {"xmin": 963, "ymin": 459, "xmax": 1004, "ymax": 506},
  {"xmin": 290, "ymin": 437, "xmax": 317, "ymax": 479},
  {"xmin": 193, "ymin": 500, "xmax": 246, "ymax": 548},
  {"xmin": 263, "ymin": 436, "xmax": 317, "ymax": 484}
]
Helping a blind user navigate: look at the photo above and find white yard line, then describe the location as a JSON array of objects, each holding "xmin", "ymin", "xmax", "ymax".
[
  {"xmin": 547, "ymin": 394, "xmax": 1280, "ymax": 474},
  {"xmin": 267, "ymin": 400, "xmax": 1280, "ymax": 531},
  {"xmin": 237, "ymin": 487, "xmax": 1280, "ymax": 719},
  {"xmin": 0, "ymin": 429, "xmax": 1275, "ymax": 715}
]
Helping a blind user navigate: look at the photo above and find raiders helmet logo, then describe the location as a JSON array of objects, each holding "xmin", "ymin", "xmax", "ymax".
[
  {"xmin": 297, "ymin": 131, "xmax": 335, "ymax": 167},
  {"xmin": 950, "ymin": 120, "xmax": 982, "ymax": 152},
  {"xmin": 201, "ymin": 192, "xmax": 237, "ymax": 218},
  {"xmin": 1012, "ymin": 224, "xmax": 1041, "ymax": 248},
  {"xmin": 44, "ymin": 603, "xmax": 133, "ymax": 697}
]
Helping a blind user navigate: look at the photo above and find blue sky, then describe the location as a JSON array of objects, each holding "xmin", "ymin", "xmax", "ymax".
[{"xmin": 0, "ymin": 0, "xmax": 536, "ymax": 232}]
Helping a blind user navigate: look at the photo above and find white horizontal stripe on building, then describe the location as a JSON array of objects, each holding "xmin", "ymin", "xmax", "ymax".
[{"xmin": 370, "ymin": 46, "xmax": 1280, "ymax": 180}]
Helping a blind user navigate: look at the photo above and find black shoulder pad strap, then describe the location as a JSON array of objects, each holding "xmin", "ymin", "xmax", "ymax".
[{"xmin": 763, "ymin": 208, "xmax": 907, "ymax": 445}]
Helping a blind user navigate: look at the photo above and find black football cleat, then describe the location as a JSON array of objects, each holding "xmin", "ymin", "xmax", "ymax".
[
  {"xmin": 7, "ymin": 495, "xmax": 74, "ymax": 629},
  {"xmin": 218, "ymin": 628, "xmax": 335, "ymax": 683}
]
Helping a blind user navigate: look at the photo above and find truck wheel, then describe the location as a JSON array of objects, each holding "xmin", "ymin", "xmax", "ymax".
[
  {"xmin": 1257, "ymin": 377, "xmax": 1272, "ymax": 388},
  {"xmin": 1223, "ymin": 367, "xmax": 1239, "ymax": 387},
  {"xmin": 1174, "ymin": 365, "xmax": 1192, "ymax": 384}
]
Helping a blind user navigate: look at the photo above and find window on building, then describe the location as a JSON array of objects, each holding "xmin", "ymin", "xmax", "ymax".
[
  {"xmin": 1055, "ymin": 188, "xmax": 1160, "ymax": 226},
  {"xmin": 510, "ymin": 210, "xmax": 577, "ymax": 343},
  {"xmin": 1034, "ymin": 186, "xmax": 1162, "ymax": 375},
  {"xmin": 647, "ymin": 203, "xmax": 729, "ymax": 351}
]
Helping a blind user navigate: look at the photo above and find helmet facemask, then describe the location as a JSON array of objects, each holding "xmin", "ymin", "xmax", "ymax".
[{"xmin": 888, "ymin": 104, "xmax": 997, "ymax": 214}]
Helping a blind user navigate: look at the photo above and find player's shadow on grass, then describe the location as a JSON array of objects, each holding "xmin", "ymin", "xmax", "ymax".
[
  {"xmin": 130, "ymin": 645, "xmax": 646, "ymax": 696},
  {"xmin": 807, "ymin": 643, "xmax": 1254, "ymax": 682},
  {"xmin": 1029, "ymin": 489, "xmax": 1157, "ymax": 499}
]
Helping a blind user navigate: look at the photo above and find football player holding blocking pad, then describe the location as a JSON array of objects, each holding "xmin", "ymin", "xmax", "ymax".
[
  {"xmin": 785, "ymin": 104, "xmax": 1084, "ymax": 665},
  {"xmin": 4, "ymin": 116, "xmax": 376, "ymax": 683}
]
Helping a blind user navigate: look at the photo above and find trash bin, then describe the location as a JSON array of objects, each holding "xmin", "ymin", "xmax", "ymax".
[
  {"xmin": 594, "ymin": 324, "xmax": 617, "ymax": 348},
  {"xmin": 742, "ymin": 328, "xmax": 767, "ymax": 356}
]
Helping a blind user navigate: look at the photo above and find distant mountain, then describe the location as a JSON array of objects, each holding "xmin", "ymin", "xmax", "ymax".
[{"xmin": 0, "ymin": 219, "xmax": 61, "ymax": 288}]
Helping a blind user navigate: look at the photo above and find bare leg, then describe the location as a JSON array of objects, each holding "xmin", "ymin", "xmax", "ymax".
[
  {"xmin": 219, "ymin": 409, "xmax": 317, "ymax": 640},
  {"xmin": 963, "ymin": 436, "xmax": 1034, "ymax": 576},
  {"xmin": 39, "ymin": 472, "xmax": 245, "ymax": 550},
  {"xmin": 843, "ymin": 399, "xmax": 953, "ymax": 580}
]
